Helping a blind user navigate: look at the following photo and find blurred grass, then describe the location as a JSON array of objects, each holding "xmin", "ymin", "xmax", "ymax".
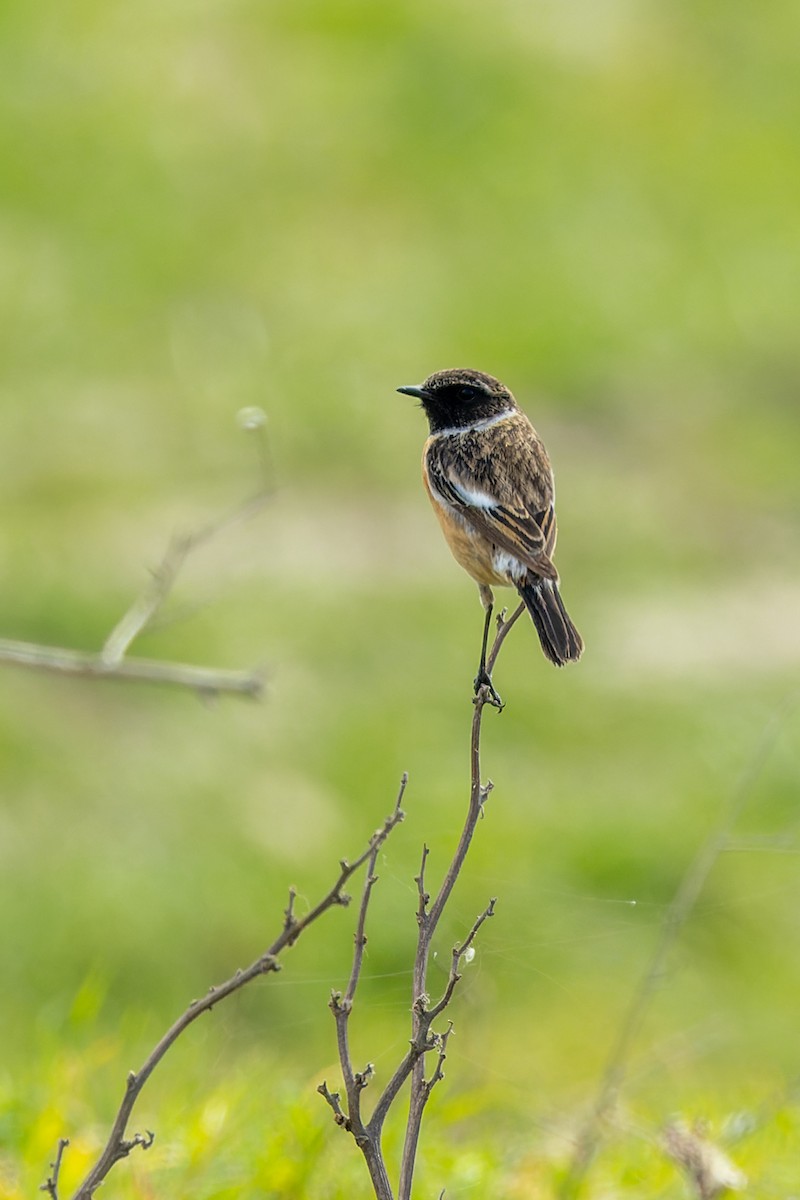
[{"xmin": 1, "ymin": 0, "xmax": 799, "ymax": 1196}]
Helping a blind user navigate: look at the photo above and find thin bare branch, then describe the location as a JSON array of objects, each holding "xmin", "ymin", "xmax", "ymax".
[
  {"xmin": 321, "ymin": 781, "xmax": 410, "ymax": 1200},
  {"xmin": 103, "ymin": 408, "xmax": 274, "ymax": 666},
  {"xmin": 321, "ymin": 608, "xmax": 523, "ymax": 1199},
  {"xmin": 4, "ymin": 415, "xmax": 274, "ymax": 697},
  {"xmin": 346, "ymin": 862, "xmax": 380, "ymax": 1007},
  {"xmin": 414, "ymin": 844, "xmax": 430, "ymax": 921},
  {"xmin": 429, "ymin": 604, "xmax": 523, "ymax": 934},
  {"xmin": 40, "ymin": 1138, "xmax": 69, "ymax": 1199},
  {"xmin": 283, "ymin": 886, "xmax": 298, "ymax": 936},
  {"xmin": 324, "ymin": 608, "xmax": 521, "ymax": 1199},
  {"xmin": 317, "ymin": 1081, "xmax": 350, "ymax": 1129},
  {"xmin": 428, "ymin": 898, "xmax": 496, "ymax": 1021},
  {"xmin": 0, "ymin": 638, "xmax": 265, "ymax": 698},
  {"xmin": 424, "ymin": 1022, "xmax": 454, "ymax": 1096},
  {"xmin": 101, "ymin": 534, "xmax": 191, "ymax": 666},
  {"xmin": 102, "ymin": 486, "xmax": 273, "ymax": 665},
  {"xmin": 393, "ymin": 604, "xmax": 523, "ymax": 1200},
  {"xmin": 330, "ymin": 845, "xmax": 380, "ymax": 1135},
  {"xmin": 65, "ymin": 797, "xmax": 405, "ymax": 1200}
]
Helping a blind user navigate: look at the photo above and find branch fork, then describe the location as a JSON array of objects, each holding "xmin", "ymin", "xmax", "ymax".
[{"xmin": 2, "ymin": 419, "xmax": 275, "ymax": 698}]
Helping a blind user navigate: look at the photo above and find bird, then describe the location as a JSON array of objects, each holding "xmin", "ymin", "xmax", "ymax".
[{"xmin": 397, "ymin": 367, "xmax": 583, "ymax": 705}]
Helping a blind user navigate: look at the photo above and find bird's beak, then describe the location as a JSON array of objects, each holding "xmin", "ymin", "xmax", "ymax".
[{"xmin": 396, "ymin": 384, "xmax": 430, "ymax": 400}]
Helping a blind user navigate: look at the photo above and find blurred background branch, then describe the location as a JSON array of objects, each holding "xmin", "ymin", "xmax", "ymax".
[
  {"xmin": 0, "ymin": 636, "xmax": 264, "ymax": 697},
  {"xmin": 1, "ymin": 414, "xmax": 273, "ymax": 699}
]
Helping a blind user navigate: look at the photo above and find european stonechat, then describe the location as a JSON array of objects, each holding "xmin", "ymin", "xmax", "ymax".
[{"xmin": 398, "ymin": 368, "xmax": 583, "ymax": 702}]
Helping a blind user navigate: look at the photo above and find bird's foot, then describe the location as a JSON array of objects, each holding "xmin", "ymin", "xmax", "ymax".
[{"xmin": 473, "ymin": 669, "xmax": 504, "ymax": 712}]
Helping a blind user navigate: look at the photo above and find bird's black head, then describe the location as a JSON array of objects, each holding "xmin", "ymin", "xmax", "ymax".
[{"xmin": 397, "ymin": 368, "xmax": 517, "ymax": 434}]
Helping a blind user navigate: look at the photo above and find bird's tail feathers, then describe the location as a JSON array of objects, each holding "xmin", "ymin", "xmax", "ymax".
[{"xmin": 518, "ymin": 578, "xmax": 583, "ymax": 667}]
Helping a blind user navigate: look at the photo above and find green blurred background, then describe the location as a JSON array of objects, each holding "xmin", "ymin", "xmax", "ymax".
[{"xmin": 1, "ymin": 1, "xmax": 799, "ymax": 1196}]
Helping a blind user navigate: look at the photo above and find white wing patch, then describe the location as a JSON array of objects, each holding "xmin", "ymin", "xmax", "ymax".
[
  {"xmin": 449, "ymin": 481, "xmax": 498, "ymax": 509},
  {"xmin": 426, "ymin": 467, "xmax": 498, "ymax": 513}
]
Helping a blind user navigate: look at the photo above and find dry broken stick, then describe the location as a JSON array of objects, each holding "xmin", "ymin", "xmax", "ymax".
[
  {"xmin": 0, "ymin": 412, "xmax": 273, "ymax": 700},
  {"xmin": 41, "ymin": 796, "xmax": 406, "ymax": 1200},
  {"xmin": 319, "ymin": 603, "xmax": 524, "ymax": 1200}
]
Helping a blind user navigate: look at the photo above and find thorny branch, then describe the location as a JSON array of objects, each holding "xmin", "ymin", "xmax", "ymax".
[
  {"xmin": 0, "ymin": 413, "xmax": 273, "ymax": 700},
  {"xmin": 43, "ymin": 799, "xmax": 406, "ymax": 1200},
  {"xmin": 319, "ymin": 604, "xmax": 524, "ymax": 1200}
]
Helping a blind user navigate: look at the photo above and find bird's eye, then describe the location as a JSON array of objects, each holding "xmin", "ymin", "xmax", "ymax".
[{"xmin": 459, "ymin": 384, "xmax": 479, "ymax": 402}]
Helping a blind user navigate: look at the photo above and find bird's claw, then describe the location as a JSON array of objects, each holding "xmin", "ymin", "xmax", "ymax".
[{"xmin": 473, "ymin": 670, "xmax": 504, "ymax": 712}]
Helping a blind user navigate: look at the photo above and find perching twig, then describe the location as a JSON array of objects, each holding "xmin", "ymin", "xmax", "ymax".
[
  {"xmin": 395, "ymin": 604, "xmax": 521, "ymax": 1200},
  {"xmin": 48, "ymin": 799, "xmax": 406, "ymax": 1200},
  {"xmin": 320, "ymin": 604, "xmax": 524, "ymax": 1198},
  {"xmin": 560, "ymin": 690, "xmax": 800, "ymax": 1198},
  {"xmin": 1, "ymin": 414, "xmax": 273, "ymax": 699}
]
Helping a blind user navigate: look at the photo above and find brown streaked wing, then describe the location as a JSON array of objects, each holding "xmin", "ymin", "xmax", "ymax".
[
  {"xmin": 536, "ymin": 502, "xmax": 558, "ymax": 557},
  {"xmin": 425, "ymin": 430, "xmax": 558, "ymax": 580}
]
